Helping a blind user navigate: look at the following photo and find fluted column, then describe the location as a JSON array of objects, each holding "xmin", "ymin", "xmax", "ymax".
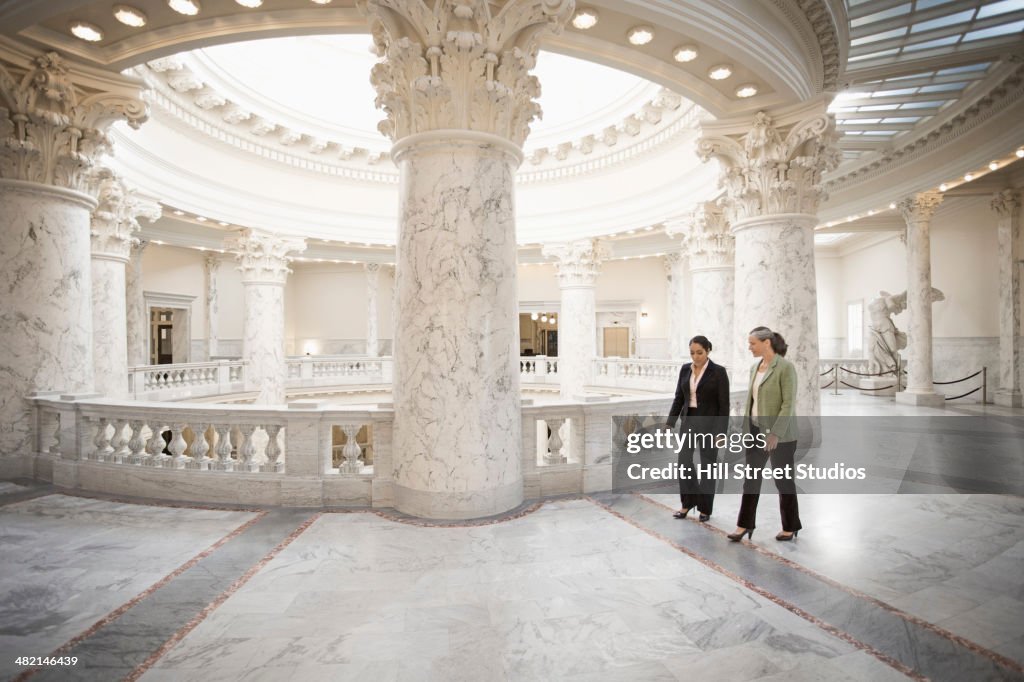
[
  {"xmin": 543, "ymin": 240, "xmax": 608, "ymax": 400},
  {"xmin": 0, "ymin": 47, "xmax": 147, "ymax": 456},
  {"xmin": 698, "ymin": 108, "xmax": 840, "ymax": 416},
  {"xmin": 896, "ymin": 192, "xmax": 944, "ymax": 407},
  {"xmin": 225, "ymin": 229, "xmax": 306, "ymax": 405},
  {"xmin": 365, "ymin": 262, "xmax": 380, "ymax": 357},
  {"xmin": 203, "ymin": 253, "xmax": 222, "ymax": 360},
  {"xmin": 90, "ymin": 172, "xmax": 160, "ymax": 397},
  {"xmin": 126, "ymin": 240, "xmax": 148, "ymax": 366},
  {"xmin": 662, "ymin": 251, "xmax": 687, "ymax": 360},
  {"xmin": 361, "ymin": 0, "xmax": 573, "ymax": 518},
  {"xmin": 991, "ymin": 190, "xmax": 1021, "ymax": 407},
  {"xmin": 687, "ymin": 203, "xmax": 735, "ymax": 372}
]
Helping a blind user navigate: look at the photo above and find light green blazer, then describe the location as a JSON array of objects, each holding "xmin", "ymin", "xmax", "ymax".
[{"xmin": 746, "ymin": 355, "xmax": 799, "ymax": 443}]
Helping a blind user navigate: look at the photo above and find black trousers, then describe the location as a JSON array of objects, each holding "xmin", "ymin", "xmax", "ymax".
[
  {"xmin": 676, "ymin": 432, "xmax": 719, "ymax": 515},
  {"xmin": 736, "ymin": 426, "xmax": 802, "ymax": 532}
]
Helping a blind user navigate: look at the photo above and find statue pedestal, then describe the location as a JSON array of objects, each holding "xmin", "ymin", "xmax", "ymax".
[{"xmin": 858, "ymin": 377, "xmax": 897, "ymax": 397}]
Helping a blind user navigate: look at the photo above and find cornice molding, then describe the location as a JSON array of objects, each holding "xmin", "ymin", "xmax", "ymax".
[{"xmin": 770, "ymin": 0, "xmax": 842, "ymax": 94}]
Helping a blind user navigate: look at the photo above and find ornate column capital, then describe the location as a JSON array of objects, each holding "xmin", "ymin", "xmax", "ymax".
[
  {"xmin": 89, "ymin": 170, "xmax": 161, "ymax": 261},
  {"xmin": 365, "ymin": 262, "xmax": 382, "ymax": 275},
  {"xmin": 359, "ymin": 0, "xmax": 574, "ymax": 147},
  {"xmin": 697, "ymin": 111, "xmax": 840, "ymax": 223},
  {"xmin": 0, "ymin": 47, "xmax": 148, "ymax": 192},
  {"xmin": 662, "ymin": 251, "xmax": 684, "ymax": 280},
  {"xmin": 898, "ymin": 191, "xmax": 943, "ymax": 224},
  {"xmin": 686, "ymin": 202, "xmax": 734, "ymax": 270},
  {"xmin": 225, "ymin": 229, "xmax": 306, "ymax": 285},
  {"xmin": 542, "ymin": 238, "xmax": 609, "ymax": 287},
  {"xmin": 991, "ymin": 188, "xmax": 1020, "ymax": 220},
  {"xmin": 204, "ymin": 251, "xmax": 223, "ymax": 273}
]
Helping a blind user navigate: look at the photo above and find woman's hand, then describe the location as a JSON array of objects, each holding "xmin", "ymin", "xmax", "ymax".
[{"xmin": 765, "ymin": 433, "xmax": 779, "ymax": 452}]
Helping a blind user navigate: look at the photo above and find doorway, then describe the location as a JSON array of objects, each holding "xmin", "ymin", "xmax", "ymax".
[
  {"xmin": 603, "ymin": 327, "xmax": 629, "ymax": 357},
  {"xmin": 150, "ymin": 308, "xmax": 174, "ymax": 365}
]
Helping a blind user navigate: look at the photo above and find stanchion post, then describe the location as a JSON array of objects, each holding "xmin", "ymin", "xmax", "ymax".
[
  {"xmin": 982, "ymin": 366, "xmax": 987, "ymax": 405},
  {"xmin": 833, "ymin": 363, "xmax": 840, "ymax": 395}
]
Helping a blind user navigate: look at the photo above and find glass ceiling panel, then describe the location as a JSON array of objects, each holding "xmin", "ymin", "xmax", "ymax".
[
  {"xmin": 977, "ymin": 0, "xmax": 1024, "ymax": 18},
  {"xmin": 963, "ymin": 18, "xmax": 1024, "ymax": 40},
  {"xmin": 911, "ymin": 9, "xmax": 977, "ymax": 32}
]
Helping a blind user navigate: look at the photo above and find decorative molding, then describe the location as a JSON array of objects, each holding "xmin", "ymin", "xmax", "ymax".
[
  {"xmin": 225, "ymin": 228, "xmax": 306, "ymax": 285},
  {"xmin": 789, "ymin": 0, "xmax": 842, "ymax": 93},
  {"xmin": 543, "ymin": 238, "xmax": 610, "ymax": 288},
  {"xmin": 90, "ymin": 169, "xmax": 162, "ymax": 261},
  {"xmin": 697, "ymin": 110, "xmax": 841, "ymax": 223},
  {"xmin": 991, "ymin": 189, "xmax": 1020, "ymax": 220},
  {"xmin": 898, "ymin": 191, "xmax": 943, "ymax": 224},
  {"xmin": 686, "ymin": 202, "xmax": 734, "ymax": 270},
  {"xmin": 359, "ymin": 0, "xmax": 574, "ymax": 148},
  {"xmin": 0, "ymin": 49, "xmax": 147, "ymax": 192}
]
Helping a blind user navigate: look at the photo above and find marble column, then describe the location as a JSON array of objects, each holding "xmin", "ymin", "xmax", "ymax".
[
  {"xmin": 698, "ymin": 109, "xmax": 840, "ymax": 416},
  {"xmin": 362, "ymin": 0, "xmax": 573, "ymax": 518},
  {"xmin": 543, "ymin": 240, "xmax": 609, "ymax": 400},
  {"xmin": 126, "ymin": 240, "xmax": 148, "ymax": 366},
  {"xmin": 365, "ymin": 262, "xmax": 380, "ymax": 357},
  {"xmin": 225, "ymin": 229, "xmax": 306, "ymax": 405},
  {"xmin": 896, "ymin": 192, "xmax": 945, "ymax": 407},
  {"xmin": 662, "ymin": 251, "xmax": 687, "ymax": 360},
  {"xmin": 204, "ymin": 253, "xmax": 222, "ymax": 360},
  {"xmin": 0, "ymin": 47, "xmax": 147, "ymax": 457},
  {"xmin": 687, "ymin": 203, "xmax": 735, "ymax": 373},
  {"xmin": 991, "ymin": 190, "xmax": 1021, "ymax": 407},
  {"xmin": 89, "ymin": 173, "xmax": 160, "ymax": 397}
]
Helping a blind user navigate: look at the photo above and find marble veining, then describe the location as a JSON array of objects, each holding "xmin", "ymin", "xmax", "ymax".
[
  {"xmin": 92, "ymin": 259, "xmax": 129, "ymax": 398},
  {"xmin": 243, "ymin": 283, "xmax": 286, "ymax": 404},
  {"xmin": 126, "ymin": 241, "xmax": 148, "ymax": 367}
]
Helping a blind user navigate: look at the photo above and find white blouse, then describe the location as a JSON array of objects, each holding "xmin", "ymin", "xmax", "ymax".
[
  {"xmin": 688, "ymin": 364, "xmax": 706, "ymax": 408},
  {"xmin": 751, "ymin": 367, "xmax": 768, "ymax": 418}
]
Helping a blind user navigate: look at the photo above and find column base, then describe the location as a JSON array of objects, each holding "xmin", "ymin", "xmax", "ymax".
[
  {"xmin": 392, "ymin": 480, "xmax": 523, "ymax": 520},
  {"xmin": 994, "ymin": 390, "xmax": 1022, "ymax": 407},
  {"xmin": 895, "ymin": 391, "xmax": 945, "ymax": 408}
]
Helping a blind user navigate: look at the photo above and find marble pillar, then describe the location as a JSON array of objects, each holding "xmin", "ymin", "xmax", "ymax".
[
  {"xmin": 663, "ymin": 252, "xmax": 687, "ymax": 360},
  {"xmin": 90, "ymin": 174, "xmax": 161, "ymax": 397},
  {"xmin": 896, "ymin": 192, "xmax": 945, "ymax": 407},
  {"xmin": 365, "ymin": 262, "xmax": 380, "ymax": 357},
  {"xmin": 126, "ymin": 240, "xmax": 148, "ymax": 366},
  {"xmin": 204, "ymin": 253, "xmax": 222, "ymax": 360},
  {"xmin": 699, "ymin": 109, "xmax": 840, "ymax": 416},
  {"xmin": 687, "ymin": 204, "xmax": 735, "ymax": 372},
  {"xmin": 362, "ymin": 0, "xmax": 573, "ymax": 518},
  {"xmin": 543, "ymin": 240, "xmax": 609, "ymax": 400},
  {"xmin": 0, "ymin": 47, "xmax": 147, "ymax": 456},
  {"xmin": 225, "ymin": 229, "xmax": 305, "ymax": 405},
  {"xmin": 991, "ymin": 190, "xmax": 1021, "ymax": 407}
]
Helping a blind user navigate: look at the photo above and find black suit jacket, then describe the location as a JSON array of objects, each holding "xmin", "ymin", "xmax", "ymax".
[{"xmin": 666, "ymin": 359, "xmax": 730, "ymax": 434}]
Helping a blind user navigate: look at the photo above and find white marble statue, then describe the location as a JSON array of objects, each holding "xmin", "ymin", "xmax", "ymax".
[{"xmin": 868, "ymin": 288, "xmax": 944, "ymax": 374}]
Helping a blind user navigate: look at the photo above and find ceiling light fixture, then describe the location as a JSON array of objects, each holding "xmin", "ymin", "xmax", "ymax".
[
  {"xmin": 531, "ymin": 313, "xmax": 538, "ymax": 321},
  {"xmin": 113, "ymin": 5, "xmax": 147, "ymax": 27},
  {"xmin": 168, "ymin": 0, "xmax": 201, "ymax": 16},
  {"xmin": 627, "ymin": 26, "xmax": 655, "ymax": 46},
  {"xmin": 173, "ymin": 210, "xmax": 185, "ymax": 216},
  {"xmin": 708, "ymin": 65, "xmax": 732, "ymax": 80},
  {"xmin": 310, "ymin": 0, "xmax": 332, "ymax": 4},
  {"xmin": 69, "ymin": 21, "xmax": 103, "ymax": 42},
  {"xmin": 939, "ymin": 183, "xmax": 948, "ymax": 192},
  {"xmin": 735, "ymin": 84, "xmax": 757, "ymax": 98},
  {"xmin": 889, "ymin": 202, "xmax": 896, "ymax": 209},
  {"xmin": 1017, "ymin": 148, "xmax": 1024, "ymax": 158},
  {"xmin": 541, "ymin": 315, "xmax": 548, "ymax": 323},
  {"xmin": 234, "ymin": 0, "xmax": 262, "ymax": 7},
  {"xmin": 989, "ymin": 161, "xmax": 999, "ymax": 171},
  {"xmin": 572, "ymin": 8, "xmax": 598, "ymax": 30},
  {"xmin": 964, "ymin": 173, "xmax": 973, "ymax": 181},
  {"xmin": 195, "ymin": 216, "xmax": 207, "ymax": 222},
  {"xmin": 673, "ymin": 45, "xmax": 698, "ymax": 62}
]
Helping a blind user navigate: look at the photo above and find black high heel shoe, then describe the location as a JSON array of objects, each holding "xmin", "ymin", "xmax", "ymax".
[
  {"xmin": 699, "ymin": 513, "xmax": 711, "ymax": 522},
  {"xmin": 673, "ymin": 507, "xmax": 692, "ymax": 519},
  {"xmin": 727, "ymin": 528, "xmax": 753, "ymax": 542},
  {"xmin": 775, "ymin": 531, "xmax": 798, "ymax": 541}
]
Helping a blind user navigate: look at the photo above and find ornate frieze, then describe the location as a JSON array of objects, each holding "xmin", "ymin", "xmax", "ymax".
[
  {"xmin": 543, "ymin": 238, "xmax": 609, "ymax": 287},
  {"xmin": 225, "ymin": 228, "xmax": 306, "ymax": 285},
  {"xmin": 359, "ymin": 0, "xmax": 574, "ymax": 146},
  {"xmin": 697, "ymin": 111, "xmax": 840, "ymax": 223},
  {"xmin": 0, "ymin": 50, "xmax": 148, "ymax": 192}
]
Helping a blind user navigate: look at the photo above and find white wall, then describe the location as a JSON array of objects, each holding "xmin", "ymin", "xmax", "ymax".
[
  {"xmin": 142, "ymin": 244, "xmax": 206, "ymax": 338},
  {"xmin": 815, "ymin": 254, "xmax": 844, "ymax": 357}
]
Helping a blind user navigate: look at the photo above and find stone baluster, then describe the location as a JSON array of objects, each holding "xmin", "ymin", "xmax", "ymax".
[
  {"xmin": 92, "ymin": 417, "xmax": 113, "ymax": 461},
  {"xmin": 340, "ymin": 423, "xmax": 362, "ymax": 474},
  {"xmin": 265, "ymin": 424, "xmax": 284, "ymax": 473},
  {"xmin": 543, "ymin": 239, "xmax": 610, "ymax": 401},
  {"xmin": 237, "ymin": 424, "xmax": 257, "ymax": 472},
  {"xmin": 361, "ymin": 0, "xmax": 573, "ymax": 518},
  {"xmin": 992, "ymin": 190, "xmax": 1022, "ymax": 407},
  {"xmin": 190, "ymin": 423, "xmax": 211, "ymax": 470},
  {"xmin": 544, "ymin": 417, "xmax": 566, "ymax": 465},
  {"xmin": 896, "ymin": 192, "xmax": 945, "ymax": 407},
  {"xmin": 147, "ymin": 424, "xmax": 170, "ymax": 467},
  {"xmin": 0, "ymin": 47, "xmax": 147, "ymax": 457},
  {"xmin": 224, "ymin": 229, "xmax": 306, "ymax": 404},
  {"xmin": 110, "ymin": 419, "xmax": 130, "ymax": 464},
  {"xmin": 127, "ymin": 419, "xmax": 148, "ymax": 465},
  {"xmin": 215, "ymin": 424, "xmax": 234, "ymax": 471},
  {"xmin": 168, "ymin": 423, "xmax": 189, "ymax": 468},
  {"xmin": 698, "ymin": 107, "xmax": 840, "ymax": 416}
]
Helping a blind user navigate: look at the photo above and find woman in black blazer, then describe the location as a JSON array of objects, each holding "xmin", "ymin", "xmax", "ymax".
[{"xmin": 665, "ymin": 335, "xmax": 730, "ymax": 521}]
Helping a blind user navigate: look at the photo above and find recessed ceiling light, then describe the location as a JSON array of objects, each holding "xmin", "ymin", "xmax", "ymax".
[
  {"xmin": 708, "ymin": 65, "xmax": 732, "ymax": 80},
  {"xmin": 964, "ymin": 173, "xmax": 973, "ymax": 181},
  {"xmin": 673, "ymin": 45, "xmax": 698, "ymax": 62},
  {"xmin": 234, "ymin": 0, "xmax": 262, "ymax": 7},
  {"xmin": 1017, "ymin": 148, "xmax": 1024, "ymax": 158},
  {"xmin": 939, "ymin": 183, "xmax": 948, "ymax": 192},
  {"xmin": 627, "ymin": 26, "xmax": 655, "ymax": 45},
  {"xmin": 69, "ymin": 21, "xmax": 103, "ymax": 42},
  {"xmin": 735, "ymin": 84, "xmax": 757, "ymax": 98},
  {"xmin": 195, "ymin": 216, "xmax": 207, "ymax": 222},
  {"xmin": 113, "ymin": 5, "xmax": 147, "ymax": 27},
  {"xmin": 572, "ymin": 8, "xmax": 598, "ymax": 29},
  {"xmin": 168, "ymin": 0, "xmax": 200, "ymax": 16},
  {"xmin": 311, "ymin": 0, "xmax": 332, "ymax": 4},
  {"xmin": 218, "ymin": 221, "xmax": 230, "ymax": 226},
  {"xmin": 989, "ymin": 161, "xmax": 999, "ymax": 171},
  {"xmin": 889, "ymin": 202, "xmax": 896, "ymax": 209},
  {"xmin": 173, "ymin": 210, "xmax": 185, "ymax": 216}
]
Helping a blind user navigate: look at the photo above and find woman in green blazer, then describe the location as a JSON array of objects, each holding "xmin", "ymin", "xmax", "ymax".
[{"xmin": 728, "ymin": 326, "xmax": 803, "ymax": 542}]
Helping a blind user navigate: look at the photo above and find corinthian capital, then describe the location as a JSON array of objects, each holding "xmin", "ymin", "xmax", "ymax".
[
  {"xmin": 225, "ymin": 229, "xmax": 306, "ymax": 285},
  {"xmin": 687, "ymin": 203, "xmax": 734, "ymax": 270},
  {"xmin": 898, "ymin": 191, "xmax": 943, "ymax": 224},
  {"xmin": 0, "ymin": 47, "xmax": 148, "ymax": 192},
  {"xmin": 542, "ymin": 238, "xmax": 609, "ymax": 287},
  {"xmin": 359, "ymin": 0, "xmax": 574, "ymax": 147},
  {"xmin": 697, "ymin": 110, "xmax": 840, "ymax": 223},
  {"xmin": 89, "ymin": 170, "xmax": 161, "ymax": 261},
  {"xmin": 991, "ymin": 189, "xmax": 1020, "ymax": 220}
]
